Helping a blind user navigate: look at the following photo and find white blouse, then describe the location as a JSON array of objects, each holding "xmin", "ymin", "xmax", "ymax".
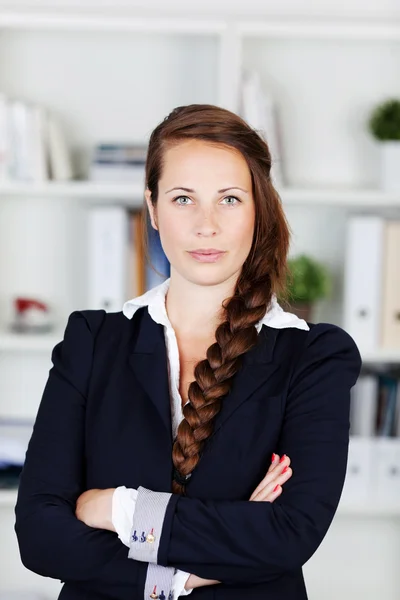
[{"xmin": 113, "ymin": 278, "xmax": 310, "ymax": 597}]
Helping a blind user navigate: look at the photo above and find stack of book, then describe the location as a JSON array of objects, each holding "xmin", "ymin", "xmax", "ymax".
[
  {"xmin": 0, "ymin": 92, "xmax": 73, "ymax": 183},
  {"xmin": 89, "ymin": 143, "xmax": 147, "ymax": 183}
]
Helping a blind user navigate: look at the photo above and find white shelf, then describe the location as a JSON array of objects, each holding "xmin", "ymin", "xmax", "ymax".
[
  {"xmin": 0, "ymin": 11, "xmax": 399, "ymax": 41},
  {"xmin": 0, "ymin": 489, "xmax": 17, "ymax": 508},
  {"xmin": 1, "ymin": 182, "xmax": 400, "ymax": 208},
  {"xmin": 238, "ymin": 18, "xmax": 400, "ymax": 41},
  {"xmin": 361, "ymin": 348, "xmax": 400, "ymax": 364},
  {"xmin": 278, "ymin": 186, "xmax": 400, "ymax": 207},
  {"xmin": 0, "ymin": 181, "xmax": 145, "ymax": 206},
  {"xmin": 0, "ymin": 13, "xmax": 227, "ymax": 34},
  {"xmin": 0, "ymin": 331, "xmax": 62, "ymax": 352},
  {"xmin": 338, "ymin": 503, "xmax": 400, "ymax": 517},
  {"xmin": 0, "ymin": 329, "xmax": 400, "ymax": 360},
  {"xmin": 0, "ymin": 487, "xmax": 398, "ymax": 517}
]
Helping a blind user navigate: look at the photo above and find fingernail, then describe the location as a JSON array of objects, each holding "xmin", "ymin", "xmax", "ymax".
[
  {"xmin": 271, "ymin": 453, "xmax": 276, "ymax": 462},
  {"xmin": 279, "ymin": 454, "xmax": 286, "ymax": 463},
  {"xmin": 273, "ymin": 484, "xmax": 279, "ymax": 492},
  {"xmin": 282, "ymin": 466, "xmax": 288, "ymax": 474}
]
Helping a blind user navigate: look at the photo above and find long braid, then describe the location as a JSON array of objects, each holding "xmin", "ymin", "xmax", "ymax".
[
  {"xmin": 141, "ymin": 102, "xmax": 290, "ymax": 495},
  {"xmin": 171, "ymin": 274, "xmax": 273, "ymax": 495}
]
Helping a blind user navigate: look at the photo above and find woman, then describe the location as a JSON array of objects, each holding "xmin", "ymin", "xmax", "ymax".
[{"xmin": 14, "ymin": 104, "xmax": 362, "ymax": 600}]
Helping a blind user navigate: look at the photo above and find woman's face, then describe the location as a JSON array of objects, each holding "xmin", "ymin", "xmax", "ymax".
[{"xmin": 145, "ymin": 139, "xmax": 256, "ymax": 288}]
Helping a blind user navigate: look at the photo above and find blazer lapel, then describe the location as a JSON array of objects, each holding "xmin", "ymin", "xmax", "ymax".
[
  {"xmin": 212, "ymin": 326, "xmax": 281, "ymax": 435},
  {"xmin": 128, "ymin": 308, "xmax": 281, "ymax": 443},
  {"xmin": 128, "ymin": 308, "xmax": 173, "ymax": 445}
]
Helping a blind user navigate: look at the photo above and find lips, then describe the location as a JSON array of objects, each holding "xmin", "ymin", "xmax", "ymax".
[
  {"xmin": 188, "ymin": 249, "xmax": 226, "ymax": 263},
  {"xmin": 189, "ymin": 249, "xmax": 224, "ymax": 254}
]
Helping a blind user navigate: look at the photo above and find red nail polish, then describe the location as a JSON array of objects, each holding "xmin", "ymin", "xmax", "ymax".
[
  {"xmin": 271, "ymin": 453, "xmax": 276, "ymax": 462},
  {"xmin": 273, "ymin": 484, "xmax": 279, "ymax": 492},
  {"xmin": 279, "ymin": 454, "xmax": 286, "ymax": 463},
  {"xmin": 282, "ymin": 466, "xmax": 288, "ymax": 474}
]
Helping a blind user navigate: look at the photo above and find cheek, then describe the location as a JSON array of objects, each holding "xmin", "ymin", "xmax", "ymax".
[
  {"xmin": 157, "ymin": 214, "xmax": 183, "ymax": 257},
  {"xmin": 230, "ymin": 214, "xmax": 255, "ymax": 249}
]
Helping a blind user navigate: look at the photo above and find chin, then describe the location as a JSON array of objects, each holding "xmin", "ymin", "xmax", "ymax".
[{"xmin": 179, "ymin": 265, "xmax": 239, "ymax": 288}]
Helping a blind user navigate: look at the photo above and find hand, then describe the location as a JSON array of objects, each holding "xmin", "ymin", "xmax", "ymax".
[
  {"xmin": 249, "ymin": 453, "xmax": 292, "ymax": 501},
  {"xmin": 75, "ymin": 488, "xmax": 116, "ymax": 532},
  {"xmin": 184, "ymin": 574, "xmax": 221, "ymax": 590}
]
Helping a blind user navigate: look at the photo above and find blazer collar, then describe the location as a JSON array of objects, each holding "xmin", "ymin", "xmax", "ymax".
[{"xmin": 128, "ymin": 307, "xmax": 280, "ymax": 445}]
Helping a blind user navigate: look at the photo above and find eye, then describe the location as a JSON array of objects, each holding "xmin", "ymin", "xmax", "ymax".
[
  {"xmin": 173, "ymin": 196, "xmax": 193, "ymax": 206},
  {"xmin": 221, "ymin": 196, "xmax": 241, "ymax": 205}
]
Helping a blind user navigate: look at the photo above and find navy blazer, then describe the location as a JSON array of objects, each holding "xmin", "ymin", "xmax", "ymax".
[{"xmin": 14, "ymin": 305, "xmax": 362, "ymax": 600}]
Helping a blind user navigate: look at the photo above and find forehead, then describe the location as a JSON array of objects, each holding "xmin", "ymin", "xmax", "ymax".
[{"xmin": 160, "ymin": 140, "xmax": 251, "ymax": 186}]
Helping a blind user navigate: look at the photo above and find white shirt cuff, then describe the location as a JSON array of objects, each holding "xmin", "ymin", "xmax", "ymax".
[
  {"xmin": 112, "ymin": 485, "xmax": 193, "ymax": 596},
  {"xmin": 112, "ymin": 485, "xmax": 138, "ymax": 547},
  {"xmin": 172, "ymin": 569, "xmax": 193, "ymax": 597}
]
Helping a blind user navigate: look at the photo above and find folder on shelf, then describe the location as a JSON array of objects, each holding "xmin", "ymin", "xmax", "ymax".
[
  {"xmin": 350, "ymin": 374, "xmax": 378, "ymax": 437},
  {"xmin": 343, "ymin": 215, "xmax": 385, "ymax": 350},
  {"xmin": 341, "ymin": 437, "xmax": 374, "ymax": 505},
  {"xmin": 381, "ymin": 220, "xmax": 400, "ymax": 348},
  {"xmin": 0, "ymin": 93, "xmax": 9, "ymax": 182},
  {"xmin": 87, "ymin": 206, "xmax": 130, "ymax": 312},
  {"xmin": 374, "ymin": 438, "xmax": 400, "ymax": 506}
]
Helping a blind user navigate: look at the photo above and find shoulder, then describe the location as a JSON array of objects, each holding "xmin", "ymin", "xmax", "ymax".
[
  {"xmin": 285, "ymin": 322, "xmax": 363, "ymax": 391},
  {"xmin": 267, "ymin": 320, "xmax": 361, "ymax": 357},
  {"xmin": 261, "ymin": 321, "xmax": 362, "ymax": 388},
  {"xmin": 57, "ymin": 309, "xmax": 137, "ymax": 357}
]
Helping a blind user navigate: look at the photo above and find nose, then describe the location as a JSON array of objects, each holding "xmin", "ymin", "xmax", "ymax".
[{"xmin": 194, "ymin": 206, "xmax": 220, "ymax": 237}]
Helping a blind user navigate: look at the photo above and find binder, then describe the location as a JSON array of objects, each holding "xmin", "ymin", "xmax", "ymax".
[
  {"xmin": 87, "ymin": 206, "xmax": 130, "ymax": 312},
  {"xmin": 0, "ymin": 93, "xmax": 9, "ymax": 182},
  {"xmin": 381, "ymin": 220, "xmax": 400, "ymax": 348},
  {"xmin": 343, "ymin": 215, "xmax": 385, "ymax": 350},
  {"xmin": 350, "ymin": 374, "xmax": 378, "ymax": 437},
  {"xmin": 374, "ymin": 438, "xmax": 400, "ymax": 506},
  {"xmin": 341, "ymin": 437, "xmax": 374, "ymax": 505}
]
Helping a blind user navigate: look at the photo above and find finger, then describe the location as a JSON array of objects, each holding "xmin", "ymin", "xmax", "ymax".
[
  {"xmin": 251, "ymin": 467, "xmax": 293, "ymax": 502},
  {"xmin": 249, "ymin": 453, "xmax": 280, "ymax": 500},
  {"xmin": 253, "ymin": 483, "xmax": 283, "ymax": 503},
  {"xmin": 266, "ymin": 453, "xmax": 280, "ymax": 473},
  {"xmin": 249, "ymin": 455, "xmax": 291, "ymax": 500}
]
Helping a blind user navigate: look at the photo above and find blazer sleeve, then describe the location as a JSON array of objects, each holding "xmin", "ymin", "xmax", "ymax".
[
  {"xmin": 127, "ymin": 323, "xmax": 362, "ymax": 586},
  {"xmin": 14, "ymin": 310, "xmax": 171, "ymax": 600}
]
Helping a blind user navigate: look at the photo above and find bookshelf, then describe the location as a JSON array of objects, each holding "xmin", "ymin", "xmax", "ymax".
[
  {"xmin": 1, "ymin": 485, "xmax": 400, "ymax": 517},
  {"xmin": 2, "ymin": 181, "xmax": 400, "ymax": 208},
  {"xmin": 0, "ymin": 5, "xmax": 400, "ymax": 600},
  {"xmin": 2, "ymin": 327, "xmax": 400, "ymax": 365}
]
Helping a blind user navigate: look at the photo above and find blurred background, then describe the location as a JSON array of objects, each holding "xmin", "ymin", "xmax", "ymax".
[{"xmin": 0, "ymin": 0, "xmax": 400, "ymax": 598}]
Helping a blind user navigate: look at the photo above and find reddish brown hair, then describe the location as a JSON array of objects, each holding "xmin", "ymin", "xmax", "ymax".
[{"xmin": 143, "ymin": 104, "xmax": 291, "ymax": 495}]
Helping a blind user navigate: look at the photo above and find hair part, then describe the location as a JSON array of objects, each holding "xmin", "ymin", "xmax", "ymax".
[{"xmin": 143, "ymin": 104, "xmax": 292, "ymax": 495}]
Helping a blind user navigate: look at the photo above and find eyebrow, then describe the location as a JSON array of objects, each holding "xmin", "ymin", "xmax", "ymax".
[{"xmin": 165, "ymin": 186, "xmax": 249, "ymax": 194}]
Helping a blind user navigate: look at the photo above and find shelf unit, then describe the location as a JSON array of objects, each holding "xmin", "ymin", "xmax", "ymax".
[
  {"xmin": 2, "ymin": 181, "xmax": 400, "ymax": 208},
  {"xmin": 1, "ymin": 325, "xmax": 400, "ymax": 365},
  {"xmin": 0, "ymin": 6, "xmax": 400, "ymax": 600},
  {"xmin": 0, "ymin": 486, "xmax": 399, "ymax": 517}
]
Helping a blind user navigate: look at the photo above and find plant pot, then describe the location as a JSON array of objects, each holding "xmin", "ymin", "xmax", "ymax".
[
  {"xmin": 380, "ymin": 141, "xmax": 400, "ymax": 192},
  {"xmin": 289, "ymin": 302, "xmax": 313, "ymax": 323}
]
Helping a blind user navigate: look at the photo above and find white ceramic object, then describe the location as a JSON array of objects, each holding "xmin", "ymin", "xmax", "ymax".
[{"xmin": 380, "ymin": 140, "xmax": 400, "ymax": 191}]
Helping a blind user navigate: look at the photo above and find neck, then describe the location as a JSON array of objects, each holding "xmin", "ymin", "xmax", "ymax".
[{"xmin": 165, "ymin": 268, "xmax": 239, "ymax": 338}]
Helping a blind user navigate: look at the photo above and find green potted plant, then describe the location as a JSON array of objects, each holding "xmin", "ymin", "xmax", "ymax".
[
  {"xmin": 279, "ymin": 254, "xmax": 332, "ymax": 322},
  {"xmin": 368, "ymin": 98, "xmax": 400, "ymax": 191}
]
